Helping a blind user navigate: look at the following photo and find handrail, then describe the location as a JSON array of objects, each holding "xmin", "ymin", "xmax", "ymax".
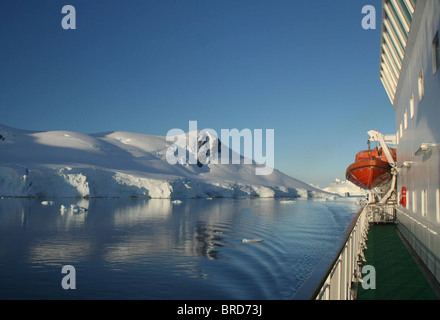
[
  {"xmin": 291, "ymin": 206, "xmax": 366, "ymax": 300},
  {"xmin": 292, "ymin": 203, "xmax": 396, "ymax": 300}
]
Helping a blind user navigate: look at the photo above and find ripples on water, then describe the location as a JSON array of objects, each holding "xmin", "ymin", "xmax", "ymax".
[{"xmin": 0, "ymin": 197, "xmax": 360, "ymax": 299}]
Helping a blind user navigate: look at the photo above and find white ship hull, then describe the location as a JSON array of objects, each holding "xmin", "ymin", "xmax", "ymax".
[{"xmin": 380, "ymin": 0, "xmax": 440, "ymax": 283}]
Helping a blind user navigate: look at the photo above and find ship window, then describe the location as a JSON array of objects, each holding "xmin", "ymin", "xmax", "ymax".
[
  {"xmin": 396, "ymin": 130, "xmax": 400, "ymax": 144},
  {"xmin": 418, "ymin": 70, "xmax": 424, "ymax": 101},
  {"xmin": 412, "ymin": 190, "xmax": 417, "ymax": 213},
  {"xmin": 404, "ymin": 109, "xmax": 408, "ymax": 129},
  {"xmin": 421, "ymin": 189, "xmax": 427, "ymax": 217},
  {"xmin": 433, "ymin": 31, "xmax": 439, "ymax": 74},
  {"xmin": 400, "ymin": 122, "xmax": 403, "ymax": 138},
  {"xmin": 410, "ymin": 94, "xmax": 415, "ymax": 119}
]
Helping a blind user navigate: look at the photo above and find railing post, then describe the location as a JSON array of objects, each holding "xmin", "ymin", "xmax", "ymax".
[{"xmin": 292, "ymin": 205, "xmax": 373, "ymax": 300}]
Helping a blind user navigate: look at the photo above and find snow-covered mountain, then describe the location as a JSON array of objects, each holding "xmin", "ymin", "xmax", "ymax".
[
  {"xmin": 321, "ymin": 179, "xmax": 366, "ymax": 197},
  {"xmin": 0, "ymin": 123, "xmax": 329, "ymax": 199}
]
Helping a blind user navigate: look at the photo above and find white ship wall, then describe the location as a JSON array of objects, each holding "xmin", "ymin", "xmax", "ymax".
[{"xmin": 392, "ymin": 0, "xmax": 440, "ymax": 282}]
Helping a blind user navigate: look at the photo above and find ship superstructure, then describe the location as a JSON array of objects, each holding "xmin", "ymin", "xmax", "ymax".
[{"xmin": 380, "ymin": 0, "xmax": 440, "ymax": 284}]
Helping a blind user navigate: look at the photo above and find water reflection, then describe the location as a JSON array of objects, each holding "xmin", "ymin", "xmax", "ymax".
[
  {"xmin": 0, "ymin": 197, "xmax": 358, "ymax": 299},
  {"xmin": 192, "ymin": 221, "xmax": 223, "ymax": 260}
]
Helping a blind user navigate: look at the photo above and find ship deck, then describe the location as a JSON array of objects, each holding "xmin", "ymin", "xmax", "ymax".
[{"xmin": 356, "ymin": 223, "xmax": 440, "ymax": 300}]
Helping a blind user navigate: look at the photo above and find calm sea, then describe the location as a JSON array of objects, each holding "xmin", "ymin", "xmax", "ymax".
[{"xmin": 0, "ymin": 197, "xmax": 359, "ymax": 300}]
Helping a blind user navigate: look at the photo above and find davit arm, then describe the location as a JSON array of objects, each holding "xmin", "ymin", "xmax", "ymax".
[
  {"xmin": 367, "ymin": 130, "xmax": 397, "ymax": 204},
  {"xmin": 367, "ymin": 130, "xmax": 397, "ymax": 168}
]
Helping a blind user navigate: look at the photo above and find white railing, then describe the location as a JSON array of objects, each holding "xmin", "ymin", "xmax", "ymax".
[
  {"xmin": 366, "ymin": 203, "xmax": 396, "ymax": 224},
  {"xmin": 314, "ymin": 206, "xmax": 370, "ymax": 300},
  {"xmin": 292, "ymin": 203, "xmax": 395, "ymax": 300}
]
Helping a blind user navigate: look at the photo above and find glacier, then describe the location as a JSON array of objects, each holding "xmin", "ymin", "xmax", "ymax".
[
  {"xmin": 0, "ymin": 123, "xmax": 329, "ymax": 199},
  {"xmin": 313, "ymin": 179, "xmax": 367, "ymax": 197}
]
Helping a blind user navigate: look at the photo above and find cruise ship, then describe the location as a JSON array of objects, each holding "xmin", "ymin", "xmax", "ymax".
[{"xmin": 293, "ymin": 0, "xmax": 440, "ymax": 300}]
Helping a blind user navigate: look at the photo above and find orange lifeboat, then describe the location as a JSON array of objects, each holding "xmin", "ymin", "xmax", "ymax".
[{"xmin": 346, "ymin": 147, "xmax": 396, "ymax": 190}]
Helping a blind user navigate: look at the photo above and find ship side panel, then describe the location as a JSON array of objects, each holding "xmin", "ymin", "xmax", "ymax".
[{"xmin": 393, "ymin": 0, "xmax": 440, "ymax": 283}]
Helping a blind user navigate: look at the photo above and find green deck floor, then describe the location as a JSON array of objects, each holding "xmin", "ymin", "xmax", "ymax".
[{"xmin": 357, "ymin": 224, "xmax": 439, "ymax": 300}]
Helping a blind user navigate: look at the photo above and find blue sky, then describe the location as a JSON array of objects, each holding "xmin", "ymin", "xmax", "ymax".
[{"xmin": 0, "ymin": 0, "xmax": 395, "ymax": 186}]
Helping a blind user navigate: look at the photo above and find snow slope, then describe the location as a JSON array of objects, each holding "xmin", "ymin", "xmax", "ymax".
[
  {"xmin": 0, "ymin": 123, "xmax": 329, "ymax": 199},
  {"xmin": 321, "ymin": 179, "xmax": 366, "ymax": 197}
]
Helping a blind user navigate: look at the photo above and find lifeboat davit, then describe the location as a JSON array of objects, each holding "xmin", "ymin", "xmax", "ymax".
[{"xmin": 346, "ymin": 147, "xmax": 396, "ymax": 190}]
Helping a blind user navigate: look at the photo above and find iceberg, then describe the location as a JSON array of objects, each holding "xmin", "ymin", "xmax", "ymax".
[
  {"xmin": 318, "ymin": 179, "xmax": 367, "ymax": 197},
  {"xmin": 242, "ymin": 239, "xmax": 264, "ymax": 243}
]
